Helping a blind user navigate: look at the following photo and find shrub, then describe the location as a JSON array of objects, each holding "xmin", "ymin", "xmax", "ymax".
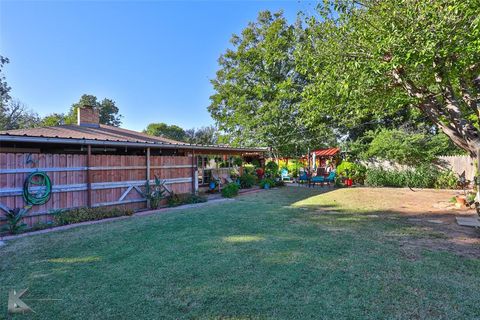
[
  {"xmin": 243, "ymin": 164, "xmax": 256, "ymax": 175},
  {"xmin": 265, "ymin": 161, "xmax": 279, "ymax": 178},
  {"xmin": 233, "ymin": 157, "xmax": 243, "ymax": 166},
  {"xmin": 435, "ymin": 170, "xmax": 458, "ymax": 189},
  {"xmin": 275, "ymin": 179, "xmax": 285, "ymax": 187},
  {"xmin": 364, "ymin": 166, "xmax": 457, "ymax": 189},
  {"xmin": 167, "ymin": 193, "xmax": 207, "ymax": 207},
  {"xmin": 1, "ymin": 206, "xmax": 31, "ymax": 234},
  {"xmin": 336, "ymin": 161, "xmax": 366, "ymax": 183},
  {"xmin": 239, "ymin": 174, "xmax": 257, "ymax": 189},
  {"xmin": 259, "ymin": 178, "xmax": 275, "ymax": 189},
  {"xmin": 287, "ymin": 161, "xmax": 303, "ymax": 178},
  {"xmin": 221, "ymin": 183, "xmax": 240, "ymax": 198},
  {"xmin": 52, "ymin": 207, "xmax": 134, "ymax": 226},
  {"xmin": 143, "ymin": 176, "xmax": 170, "ymax": 209}
]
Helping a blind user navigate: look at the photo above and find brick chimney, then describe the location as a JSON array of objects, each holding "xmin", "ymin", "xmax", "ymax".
[{"xmin": 77, "ymin": 105, "xmax": 100, "ymax": 127}]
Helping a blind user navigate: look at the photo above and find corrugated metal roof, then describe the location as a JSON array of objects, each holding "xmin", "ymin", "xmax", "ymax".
[
  {"xmin": 0, "ymin": 124, "xmax": 268, "ymax": 152},
  {"xmin": 0, "ymin": 124, "xmax": 182, "ymax": 144},
  {"xmin": 312, "ymin": 148, "xmax": 341, "ymax": 157}
]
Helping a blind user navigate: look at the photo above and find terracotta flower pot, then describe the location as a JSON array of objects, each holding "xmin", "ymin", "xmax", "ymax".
[{"xmin": 456, "ymin": 195, "xmax": 467, "ymax": 206}]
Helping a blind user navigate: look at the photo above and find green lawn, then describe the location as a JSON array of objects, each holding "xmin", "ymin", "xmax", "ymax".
[{"xmin": 1, "ymin": 187, "xmax": 479, "ymax": 319}]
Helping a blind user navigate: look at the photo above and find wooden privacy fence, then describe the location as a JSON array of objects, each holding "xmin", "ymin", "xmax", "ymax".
[
  {"xmin": 0, "ymin": 152, "xmax": 194, "ymax": 227},
  {"xmin": 438, "ymin": 155, "xmax": 475, "ymax": 182}
]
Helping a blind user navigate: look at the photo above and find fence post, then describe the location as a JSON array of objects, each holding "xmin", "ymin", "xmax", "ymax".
[
  {"xmin": 87, "ymin": 145, "xmax": 92, "ymax": 207},
  {"xmin": 146, "ymin": 147, "xmax": 150, "ymax": 208},
  {"xmin": 191, "ymin": 150, "xmax": 197, "ymax": 194}
]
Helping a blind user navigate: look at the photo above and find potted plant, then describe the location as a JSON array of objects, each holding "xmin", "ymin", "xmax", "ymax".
[{"xmin": 344, "ymin": 169, "xmax": 353, "ymax": 187}]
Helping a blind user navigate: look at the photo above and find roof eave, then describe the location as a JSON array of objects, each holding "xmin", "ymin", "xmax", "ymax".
[{"xmin": 0, "ymin": 135, "xmax": 269, "ymax": 153}]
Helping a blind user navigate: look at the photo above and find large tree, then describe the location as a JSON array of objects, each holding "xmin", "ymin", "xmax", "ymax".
[
  {"xmin": 0, "ymin": 100, "xmax": 40, "ymax": 130},
  {"xmin": 0, "ymin": 56, "xmax": 11, "ymax": 108},
  {"xmin": 65, "ymin": 94, "xmax": 122, "ymax": 126},
  {"xmin": 209, "ymin": 11, "xmax": 335, "ymax": 158},
  {"xmin": 144, "ymin": 123, "xmax": 188, "ymax": 142},
  {"xmin": 300, "ymin": 0, "xmax": 480, "ymax": 157},
  {"xmin": 185, "ymin": 125, "xmax": 219, "ymax": 145}
]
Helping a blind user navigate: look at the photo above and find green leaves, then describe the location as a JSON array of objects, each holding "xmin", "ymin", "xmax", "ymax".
[{"xmin": 209, "ymin": 11, "xmax": 335, "ymax": 157}]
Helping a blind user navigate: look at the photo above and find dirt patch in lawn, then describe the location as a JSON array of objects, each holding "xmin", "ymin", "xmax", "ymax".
[{"xmin": 294, "ymin": 187, "xmax": 480, "ymax": 258}]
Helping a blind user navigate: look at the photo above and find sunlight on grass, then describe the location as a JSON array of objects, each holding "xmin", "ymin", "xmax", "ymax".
[
  {"xmin": 290, "ymin": 189, "xmax": 346, "ymax": 208},
  {"xmin": 48, "ymin": 256, "xmax": 101, "ymax": 264},
  {"xmin": 223, "ymin": 235, "xmax": 265, "ymax": 243}
]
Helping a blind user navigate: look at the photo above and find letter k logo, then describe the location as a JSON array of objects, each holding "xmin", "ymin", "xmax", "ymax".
[{"xmin": 8, "ymin": 289, "xmax": 33, "ymax": 314}]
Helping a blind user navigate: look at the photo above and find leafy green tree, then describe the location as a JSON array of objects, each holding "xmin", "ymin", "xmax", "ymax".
[
  {"xmin": 41, "ymin": 113, "xmax": 66, "ymax": 127},
  {"xmin": 0, "ymin": 56, "xmax": 11, "ymax": 109},
  {"xmin": 209, "ymin": 11, "xmax": 334, "ymax": 158},
  {"xmin": 185, "ymin": 126, "xmax": 218, "ymax": 145},
  {"xmin": 0, "ymin": 100, "xmax": 40, "ymax": 130},
  {"xmin": 300, "ymin": 0, "xmax": 480, "ymax": 157},
  {"xmin": 354, "ymin": 128, "xmax": 463, "ymax": 166},
  {"xmin": 65, "ymin": 94, "xmax": 122, "ymax": 126},
  {"xmin": 144, "ymin": 123, "xmax": 187, "ymax": 142}
]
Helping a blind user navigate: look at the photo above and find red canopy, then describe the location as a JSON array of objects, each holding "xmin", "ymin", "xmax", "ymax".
[{"xmin": 312, "ymin": 148, "xmax": 340, "ymax": 157}]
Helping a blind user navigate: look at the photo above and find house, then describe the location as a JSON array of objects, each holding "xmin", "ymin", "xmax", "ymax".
[{"xmin": 0, "ymin": 106, "xmax": 267, "ymax": 226}]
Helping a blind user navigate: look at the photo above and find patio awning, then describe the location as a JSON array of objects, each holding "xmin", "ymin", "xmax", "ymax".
[{"xmin": 312, "ymin": 148, "xmax": 340, "ymax": 157}]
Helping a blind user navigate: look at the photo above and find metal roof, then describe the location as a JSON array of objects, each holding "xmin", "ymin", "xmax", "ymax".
[
  {"xmin": 312, "ymin": 148, "xmax": 341, "ymax": 157},
  {"xmin": 0, "ymin": 124, "xmax": 268, "ymax": 153}
]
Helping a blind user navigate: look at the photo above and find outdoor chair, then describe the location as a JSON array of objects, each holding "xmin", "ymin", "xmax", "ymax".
[
  {"xmin": 309, "ymin": 172, "xmax": 336, "ymax": 187},
  {"xmin": 298, "ymin": 172, "xmax": 309, "ymax": 184},
  {"xmin": 281, "ymin": 169, "xmax": 291, "ymax": 181},
  {"xmin": 325, "ymin": 171, "xmax": 336, "ymax": 184},
  {"xmin": 222, "ymin": 173, "xmax": 234, "ymax": 184},
  {"xmin": 211, "ymin": 172, "xmax": 223, "ymax": 190},
  {"xmin": 309, "ymin": 175, "xmax": 325, "ymax": 187}
]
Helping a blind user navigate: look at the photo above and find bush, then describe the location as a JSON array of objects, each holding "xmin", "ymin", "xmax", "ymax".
[
  {"xmin": 1, "ymin": 206, "xmax": 31, "ymax": 234},
  {"xmin": 336, "ymin": 161, "xmax": 366, "ymax": 183},
  {"xmin": 52, "ymin": 207, "xmax": 134, "ymax": 226},
  {"xmin": 259, "ymin": 178, "xmax": 275, "ymax": 189},
  {"xmin": 364, "ymin": 166, "xmax": 457, "ymax": 189},
  {"xmin": 265, "ymin": 161, "xmax": 279, "ymax": 178},
  {"xmin": 243, "ymin": 164, "xmax": 256, "ymax": 175},
  {"xmin": 143, "ymin": 176, "xmax": 170, "ymax": 209},
  {"xmin": 275, "ymin": 179, "xmax": 285, "ymax": 187},
  {"xmin": 221, "ymin": 183, "xmax": 240, "ymax": 198},
  {"xmin": 435, "ymin": 170, "xmax": 458, "ymax": 189},
  {"xmin": 167, "ymin": 193, "xmax": 207, "ymax": 207},
  {"xmin": 239, "ymin": 174, "xmax": 257, "ymax": 189}
]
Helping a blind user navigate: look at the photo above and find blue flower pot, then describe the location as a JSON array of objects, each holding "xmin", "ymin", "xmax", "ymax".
[{"xmin": 264, "ymin": 183, "xmax": 270, "ymax": 189}]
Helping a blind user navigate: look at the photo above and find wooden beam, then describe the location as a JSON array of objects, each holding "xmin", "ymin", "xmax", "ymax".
[
  {"xmin": 0, "ymin": 164, "xmax": 194, "ymax": 174},
  {"xmin": 191, "ymin": 150, "xmax": 196, "ymax": 194},
  {"xmin": 87, "ymin": 144, "xmax": 92, "ymax": 207},
  {"xmin": 146, "ymin": 147, "xmax": 151, "ymax": 208}
]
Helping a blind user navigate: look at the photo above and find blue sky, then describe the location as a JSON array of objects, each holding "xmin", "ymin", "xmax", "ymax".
[{"xmin": 0, "ymin": 0, "xmax": 316, "ymax": 131}]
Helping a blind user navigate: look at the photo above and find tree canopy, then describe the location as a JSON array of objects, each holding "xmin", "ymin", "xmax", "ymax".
[
  {"xmin": 209, "ymin": 11, "xmax": 336, "ymax": 158},
  {"xmin": 0, "ymin": 56, "xmax": 10, "ymax": 109},
  {"xmin": 144, "ymin": 123, "xmax": 188, "ymax": 142},
  {"xmin": 299, "ymin": 0, "xmax": 480, "ymax": 156},
  {"xmin": 64, "ymin": 94, "xmax": 122, "ymax": 126}
]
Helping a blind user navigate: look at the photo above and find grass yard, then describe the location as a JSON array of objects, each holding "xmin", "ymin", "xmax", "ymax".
[{"xmin": 1, "ymin": 187, "xmax": 479, "ymax": 319}]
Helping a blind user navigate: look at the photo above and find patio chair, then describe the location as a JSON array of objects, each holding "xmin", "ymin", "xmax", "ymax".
[
  {"xmin": 281, "ymin": 169, "xmax": 291, "ymax": 181},
  {"xmin": 211, "ymin": 172, "xmax": 223, "ymax": 190},
  {"xmin": 298, "ymin": 172, "xmax": 309, "ymax": 184},
  {"xmin": 324, "ymin": 171, "xmax": 336, "ymax": 185},
  {"xmin": 309, "ymin": 175, "xmax": 325, "ymax": 187},
  {"xmin": 222, "ymin": 173, "xmax": 234, "ymax": 184}
]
